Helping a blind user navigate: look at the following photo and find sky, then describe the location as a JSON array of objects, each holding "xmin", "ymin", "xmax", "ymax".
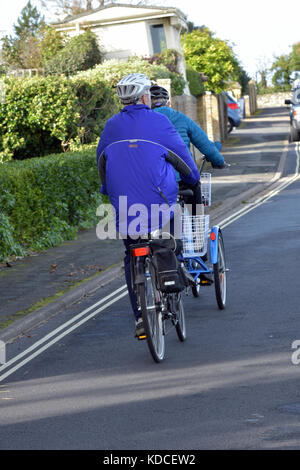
[{"xmin": 0, "ymin": 0, "xmax": 299, "ymax": 79}]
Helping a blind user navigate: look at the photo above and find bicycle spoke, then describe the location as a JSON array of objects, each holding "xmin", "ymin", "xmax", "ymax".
[{"xmin": 138, "ymin": 260, "xmax": 165, "ymax": 363}]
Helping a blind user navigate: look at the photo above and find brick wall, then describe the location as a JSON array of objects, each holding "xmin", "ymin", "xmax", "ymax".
[
  {"xmin": 156, "ymin": 79, "xmax": 229, "ymax": 146},
  {"xmin": 257, "ymin": 92, "xmax": 291, "ymax": 108},
  {"xmin": 172, "ymin": 94, "xmax": 198, "ymax": 123}
]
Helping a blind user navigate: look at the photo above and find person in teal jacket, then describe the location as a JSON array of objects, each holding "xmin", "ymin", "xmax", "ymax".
[
  {"xmin": 150, "ymin": 85, "xmax": 227, "ymax": 285},
  {"xmin": 150, "ymin": 85, "xmax": 225, "ymax": 169}
]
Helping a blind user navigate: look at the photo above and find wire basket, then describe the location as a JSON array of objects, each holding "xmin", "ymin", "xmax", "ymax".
[
  {"xmin": 200, "ymin": 173, "xmax": 211, "ymax": 206},
  {"xmin": 181, "ymin": 214, "xmax": 209, "ymax": 257}
]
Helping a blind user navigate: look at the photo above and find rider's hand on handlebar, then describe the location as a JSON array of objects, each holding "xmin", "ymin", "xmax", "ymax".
[{"xmin": 212, "ymin": 161, "xmax": 230, "ymax": 169}]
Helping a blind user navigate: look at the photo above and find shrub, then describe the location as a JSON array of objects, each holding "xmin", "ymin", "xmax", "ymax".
[
  {"xmin": 183, "ymin": 28, "xmax": 239, "ymax": 94},
  {"xmin": 256, "ymin": 84, "xmax": 291, "ymax": 95},
  {"xmin": 0, "ymin": 54, "xmax": 185, "ymax": 161},
  {"xmin": 0, "ymin": 74, "xmax": 119, "ymax": 160},
  {"xmin": 0, "ymin": 147, "xmax": 102, "ymax": 262},
  {"xmin": 78, "ymin": 55, "xmax": 186, "ymax": 96},
  {"xmin": 186, "ymin": 66, "xmax": 206, "ymax": 96},
  {"xmin": 0, "ymin": 75, "xmax": 79, "ymax": 161},
  {"xmin": 44, "ymin": 29, "xmax": 103, "ymax": 76},
  {"xmin": 145, "ymin": 48, "xmax": 179, "ymax": 73},
  {"xmin": 71, "ymin": 74, "xmax": 119, "ymax": 145}
]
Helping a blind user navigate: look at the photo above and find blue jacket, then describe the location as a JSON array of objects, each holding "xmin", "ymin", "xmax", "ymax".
[
  {"xmin": 97, "ymin": 104, "xmax": 200, "ymax": 235},
  {"xmin": 154, "ymin": 106, "xmax": 224, "ymax": 167}
]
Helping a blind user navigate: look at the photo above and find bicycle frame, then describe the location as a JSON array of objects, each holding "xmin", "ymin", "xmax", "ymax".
[
  {"xmin": 184, "ymin": 255, "xmax": 210, "ymax": 281},
  {"xmin": 130, "ymin": 240, "xmax": 185, "ymax": 329},
  {"xmin": 182, "ymin": 225, "xmax": 221, "ymax": 281},
  {"xmin": 178, "ymin": 155, "xmax": 225, "ymax": 297},
  {"xmin": 128, "ymin": 156, "xmax": 227, "ymax": 362}
]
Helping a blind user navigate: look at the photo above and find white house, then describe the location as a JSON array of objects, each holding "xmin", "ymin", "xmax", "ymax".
[{"xmin": 52, "ymin": 2, "xmax": 189, "ymax": 92}]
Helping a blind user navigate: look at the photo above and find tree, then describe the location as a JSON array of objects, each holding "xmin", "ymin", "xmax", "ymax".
[
  {"xmin": 186, "ymin": 21, "xmax": 206, "ymax": 33},
  {"xmin": 234, "ymin": 63, "xmax": 251, "ymax": 95},
  {"xmin": 290, "ymin": 42, "xmax": 300, "ymax": 72},
  {"xmin": 268, "ymin": 42, "xmax": 300, "ymax": 89},
  {"xmin": 14, "ymin": 1, "xmax": 45, "ymax": 38},
  {"xmin": 271, "ymin": 54, "xmax": 291, "ymax": 88},
  {"xmin": 182, "ymin": 28, "xmax": 239, "ymax": 94},
  {"xmin": 40, "ymin": 26, "xmax": 67, "ymax": 63},
  {"xmin": 255, "ymin": 55, "xmax": 272, "ymax": 89},
  {"xmin": 39, "ymin": 0, "xmax": 103, "ymax": 18},
  {"xmin": 44, "ymin": 29, "xmax": 103, "ymax": 75},
  {"xmin": 1, "ymin": 1, "xmax": 45, "ymax": 68}
]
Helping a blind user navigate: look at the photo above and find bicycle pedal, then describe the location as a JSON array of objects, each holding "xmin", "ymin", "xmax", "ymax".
[
  {"xmin": 200, "ymin": 279, "xmax": 213, "ymax": 286},
  {"xmin": 137, "ymin": 334, "xmax": 147, "ymax": 341}
]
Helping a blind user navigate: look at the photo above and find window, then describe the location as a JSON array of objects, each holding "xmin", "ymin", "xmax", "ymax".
[{"xmin": 150, "ymin": 24, "xmax": 166, "ymax": 54}]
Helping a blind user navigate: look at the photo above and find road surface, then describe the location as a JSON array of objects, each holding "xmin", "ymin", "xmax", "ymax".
[{"xmin": 0, "ymin": 141, "xmax": 300, "ymax": 452}]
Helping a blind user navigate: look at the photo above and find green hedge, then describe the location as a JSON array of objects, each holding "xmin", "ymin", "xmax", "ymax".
[
  {"xmin": 256, "ymin": 84, "xmax": 291, "ymax": 95},
  {"xmin": 0, "ymin": 55, "xmax": 185, "ymax": 162},
  {"xmin": 0, "ymin": 147, "xmax": 103, "ymax": 262},
  {"xmin": 77, "ymin": 56, "xmax": 186, "ymax": 97},
  {"xmin": 186, "ymin": 66, "xmax": 206, "ymax": 96},
  {"xmin": 0, "ymin": 74, "xmax": 119, "ymax": 162}
]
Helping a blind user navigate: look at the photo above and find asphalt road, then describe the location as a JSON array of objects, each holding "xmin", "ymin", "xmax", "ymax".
[{"xmin": 1, "ymin": 141, "xmax": 300, "ymax": 451}]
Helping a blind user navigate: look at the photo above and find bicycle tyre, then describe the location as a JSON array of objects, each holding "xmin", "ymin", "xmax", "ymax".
[
  {"xmin": 213, "ymin": 231, "xmax": 227, "ymax": 310},
  {"xmin": 174, "ymin": 293, "xmax": 187, "ymax": 342},
  {"xmin": 186, "ymin": 259, "xmax": 200, "ymax": 297},
  {"xmin": 290, "ymin": 125, "xmax": 300, "ymax": 142},
  {"xmin": 192, "ymin": 283, "xmax": 200, "ymax": 297},
  {"xmin": 138, "ymin": 262, "xmax": 165, "ymax": 363}
]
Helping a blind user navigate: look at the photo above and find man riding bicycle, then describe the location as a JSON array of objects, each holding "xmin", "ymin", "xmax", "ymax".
[{"xmin": 97, "ymin": 73, "xmax": 211, "ymax": 337}]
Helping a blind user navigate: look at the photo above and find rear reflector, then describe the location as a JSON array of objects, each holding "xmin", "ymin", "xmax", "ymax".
[
  {"xmin": 132, "ymin": 246, "xmax": 150, "ymax": 257},
  {"xmin": 210, "ymin": 232, "xmax": 216, "ymax": 241},
  {"xmin": 228, "ymin": 102, "xmax": 239, "ymax": 110}
]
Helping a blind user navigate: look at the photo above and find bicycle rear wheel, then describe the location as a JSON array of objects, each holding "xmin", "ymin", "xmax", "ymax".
[
  {"xmin": 174, "ymin": 293, "xmax": 186, "ymax": 342},
  {"xmin": 138, "ymin": 261, "xmax": 165, "ymax": 363},
  {"xmin": 213, "ymin": 231, "xmax": 227, "ymax": 309}
]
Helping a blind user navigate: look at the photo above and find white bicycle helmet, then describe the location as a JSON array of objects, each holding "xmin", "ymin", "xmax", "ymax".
[{"xmin": 116, "ymin": 73, "xmax": 152, "ymax": 104}]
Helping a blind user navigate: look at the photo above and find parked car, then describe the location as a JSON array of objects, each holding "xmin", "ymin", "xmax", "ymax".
[
  {"xmin": 285, "ymin": 86, "xmax": 300, "ymax": 142},
  {"xmin": 223, "ymin": 92, "xmax": 242, "ymax": 133}
]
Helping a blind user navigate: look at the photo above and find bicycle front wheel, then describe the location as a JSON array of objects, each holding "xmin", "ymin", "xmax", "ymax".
[
  {"xmin": 138, "ymin": 262, "xmax": 165, "ymax": 363},
  {"xmin": 213, "ymin": 231, "xmax": 227, "ymax": 309}
]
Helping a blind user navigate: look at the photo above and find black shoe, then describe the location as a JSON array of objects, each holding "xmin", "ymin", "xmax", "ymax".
[
  {"xmin": 135, "ymin": 318, "xmax": 146, "ymax": 339},
  {"xmin": 200, "ymin": 273, "xmax": 214, "ymax": 286}
]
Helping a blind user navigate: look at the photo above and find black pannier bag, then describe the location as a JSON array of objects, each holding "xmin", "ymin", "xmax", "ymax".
[{"xmin": 150, "ymin": 238, "xmax": 186, "ymax": 293}]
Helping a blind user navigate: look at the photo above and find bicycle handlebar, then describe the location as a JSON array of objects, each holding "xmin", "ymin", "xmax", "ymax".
[
  {"xmin": 213, "ymin": 162, "xmax": 231, "ymax": 169},
  {"xmin": 200, "ymin": 155, "xmax": 230, "ymax": 171},
  {"xmin": 177, "ymin": 188, "xmax": 194, "ymax": 198},
  {"xmin": 165, "ymin": 150, "xmax": 192, "ymax": 177}
]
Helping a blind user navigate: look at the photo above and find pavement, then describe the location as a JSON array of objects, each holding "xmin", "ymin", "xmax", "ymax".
[{"xmin": 0, "ymin": 106, "xmax": 290, "ymax": 343}]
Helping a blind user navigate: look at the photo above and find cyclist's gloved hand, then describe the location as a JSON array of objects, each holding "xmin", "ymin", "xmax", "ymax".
[{"xmin": 212, "ymin": 161, "xmax": 230, "ymax": 169}]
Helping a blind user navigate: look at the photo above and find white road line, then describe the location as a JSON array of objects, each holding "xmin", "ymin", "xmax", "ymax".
[
  {"xmin": 0, "ymin": 290, "xmax": 127, "ymax": 382},
  {"xmin": 219, "ymin": 142, "xmax": 300, "ymax": 229},
  {"xmin": 2, "ymin": 144, "xmax": 299, "ymax": 382},
  {"xmin": 0, "ymin": 284, "xmax": 127, "ymax": 380}
]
